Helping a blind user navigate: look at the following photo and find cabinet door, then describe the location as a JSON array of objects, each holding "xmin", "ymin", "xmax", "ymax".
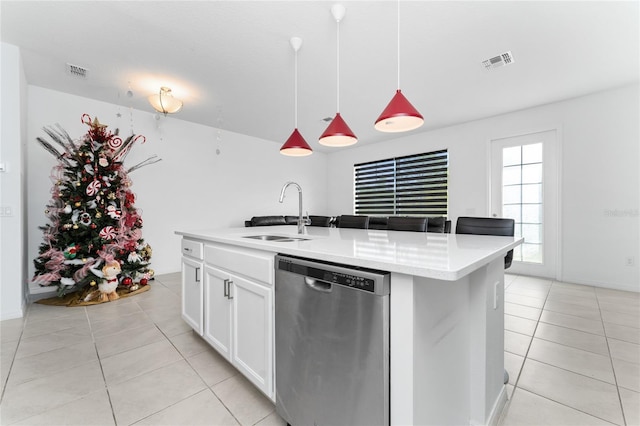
[
  {"xmin": 181, "ymin": 257, "xmax": 203, "ymax": 335},
  {"xmin": 231, "ymin": 274, "xmax": 273, "ymax": 399},
  {"xmin": 203, "ymin": 265, "xmax": 232, "ymax": 361}
]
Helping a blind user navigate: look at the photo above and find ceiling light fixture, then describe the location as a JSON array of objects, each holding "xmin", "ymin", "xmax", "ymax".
[
  {"xmin": 280, "ymin": 37, "xmax": 313, "ymax": 156},
  {"xmin": 319, "ymin": 3, "xmax": 357, "ymax": 147},
  {"xmin": 374, "ymin": 0, "xmax": 424, "ymax": 133},
  {"xmin": 148, "ymin": 86, "xmax": 183, "ymax": 115}
]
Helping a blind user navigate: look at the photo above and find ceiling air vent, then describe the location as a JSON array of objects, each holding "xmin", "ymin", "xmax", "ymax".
[
  {"xmin": 66, "ymin": 63, "xmax": 89, "ymax": 79},
  {"xmin": 482, "ymin": 51, "xmax": 514, "ymax": 70}
]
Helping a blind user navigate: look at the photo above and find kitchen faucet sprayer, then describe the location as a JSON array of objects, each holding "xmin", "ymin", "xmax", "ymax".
[{"xmin": 279, "ymin": 181, "xmax": 309, "ymax": 234}]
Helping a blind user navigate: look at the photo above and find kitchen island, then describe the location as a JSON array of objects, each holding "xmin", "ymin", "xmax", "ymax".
[{"xmin": 176, "ymin": 225, "xmax": 522, "ymax": 426}]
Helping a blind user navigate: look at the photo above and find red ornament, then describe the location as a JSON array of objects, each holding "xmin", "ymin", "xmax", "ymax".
[
  {"xmin": 139, "ymin": 278, "xmax": 148, "ymax": 286},
  {"xmin": 122, "ymin": 277, "xmax": 133, "ymax": 286}
]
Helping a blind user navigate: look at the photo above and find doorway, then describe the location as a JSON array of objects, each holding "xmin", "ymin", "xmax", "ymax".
[{"xmin": 490, "ymin": 130, "xmax": 559, "ymax": 279}]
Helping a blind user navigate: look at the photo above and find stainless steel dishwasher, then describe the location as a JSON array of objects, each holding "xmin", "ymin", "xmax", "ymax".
[{"xmin": 275, "ymin": 254, "xmax": 390, "ymax": 426}]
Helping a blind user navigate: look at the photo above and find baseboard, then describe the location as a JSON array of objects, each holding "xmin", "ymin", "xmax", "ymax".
[
  {"xmin": 487, "ymin": 385, "xmax": 508, "ymax": 426},
  {"xmin": 1, "ymin": 307, "xmax": 25, "ymax": 321}
]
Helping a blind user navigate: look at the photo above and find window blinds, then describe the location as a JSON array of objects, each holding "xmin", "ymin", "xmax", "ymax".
[{"xmin": 354, "ymin": 149, "xmax": 448, "ymax": 216}]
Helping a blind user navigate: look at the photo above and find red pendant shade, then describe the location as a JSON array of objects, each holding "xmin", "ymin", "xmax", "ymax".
[
  {"xmin": 374, "ymin": 89, "xmax": 424, "ymax": 132},
  {"xmin": 280, "ymin": 128, "xmax": 313, "ymax": 157},
  {"xmin": 319, "ymin": 113, "xmax": 357, "ymax": 147}
]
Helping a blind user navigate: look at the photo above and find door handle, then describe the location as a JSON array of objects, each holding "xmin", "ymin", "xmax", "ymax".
[{"xmin": 195, "ymin": 267, "xmax": 200, "ymax": 283}]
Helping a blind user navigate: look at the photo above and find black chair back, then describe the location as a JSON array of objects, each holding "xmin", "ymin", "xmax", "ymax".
[
  {"xmin": 387, "ymin": 216, "xmax": 427, "ymax": 232},
  {"xmin": 455, "ymin": 216, "xmax": 515, "ymax": 269},
  {"xmin": 426, "ymin": 216, "xmax": 447, "ymax": 233},
  {"xmin": 337, "ymin": 215, "xmax": 370, "ymax": 229},
  {"xmin": 368, "ymin": 216, "xmax": 388, "ymax": 230},
  {"xmin": 308, "ymin": 215, "xmax": 332, "ymax": 227}
]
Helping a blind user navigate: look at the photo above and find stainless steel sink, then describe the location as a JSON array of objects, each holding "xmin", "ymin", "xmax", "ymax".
[{"xmin": 243, "ymin": 235, "xmax": 309, "ymax": 242}]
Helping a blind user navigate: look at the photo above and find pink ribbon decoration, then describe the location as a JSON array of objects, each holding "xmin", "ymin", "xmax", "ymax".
[
  {"xmin": 73, "ymin": 257, "xmax": 97, "ymax": 282},
  {"xmin": 32, "ymin": 272, "xmax": 62, "ymax": 285}
]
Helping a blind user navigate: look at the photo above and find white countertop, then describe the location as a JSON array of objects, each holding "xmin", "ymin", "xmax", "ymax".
[{"xmin": 176, "ymin": 225, "xmax": 523, "ymax": 281}]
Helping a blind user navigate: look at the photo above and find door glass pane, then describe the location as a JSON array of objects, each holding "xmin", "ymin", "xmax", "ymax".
[
  {"xmin": 503, "ymin": 185, "xmax": 521, "ymax": 204},
  {"xmin": 522, "ymin": 204, "xmax": 542, "ymax": 223},
  {"xmin": 503, "ymin": 146, "xmax": 521, "ymax": 166},
  {"xmin": 503, "ymin": 165, "xmax": 521, "ymax": 185},
  {"xmin": 522, "ymin": 183, "xmax": 542, "ymax": 203},
  {"xmin": 522, "ymin": 143, "xmax": 542, "ymax": 164},
  {"xmin": 522, "ymin": 224, "xmax": 542, "ymax": 244},
  {"xmin": 502, "ymin": 143, "xmax": 543, "ymax": 264},
  {"xmin": 522, "ymin": 164, "xmax": 542, "ymax": 184},
  {"xmin": 503, "ymin": 205, "xmax": 521, "ymax": 223}
]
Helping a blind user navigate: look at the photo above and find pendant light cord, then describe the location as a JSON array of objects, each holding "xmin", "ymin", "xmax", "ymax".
[
  {"xmin": 397, "ymin": 0, "xmax": 401, "ymax": 90},
  {"xmin": 336, "ymin": 17, "xmax": 340, "ymax": 113},
  {"xmin": 294, "ymin": 48, "xmax": 298, "ymax": 128}
]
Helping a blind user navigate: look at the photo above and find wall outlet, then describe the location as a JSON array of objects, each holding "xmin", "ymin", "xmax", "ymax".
[
  {"xmin": 0, "ymin": 206, "xmax": 12, "ymax": 217},
  {"xmin": 625, "ymin": 257, "xmax": 635, "ymax": 267}
]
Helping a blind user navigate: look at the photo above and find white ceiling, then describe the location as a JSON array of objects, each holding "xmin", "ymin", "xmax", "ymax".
[{"xmin": 2, "ymin": 1, "xmax": 638, "ymax": 151}]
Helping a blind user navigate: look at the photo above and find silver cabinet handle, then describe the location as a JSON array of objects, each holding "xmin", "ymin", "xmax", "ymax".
[
  {"xmin": 195, "ymin": 267, "xmax": 200, "ymax": 283},
  {"xmin": 223, "ymin": 279, "xmax": 234, "ymax": 299},
  {"xmin": 184, "ymin": 247, "xmax": 192, "ymax": 252}
]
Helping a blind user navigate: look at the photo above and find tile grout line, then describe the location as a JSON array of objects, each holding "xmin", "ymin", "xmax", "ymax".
[
  {"xmin": 151, "ymin": 278, "xmax": 269, "ymax": 426},
  {"xmin": 509, "ymin": 276, "xmax": 551, "ymax": 391},
  {"xmin": 159, "ymin": 323, "xmax": 246, "ymax": 426},
  {"xmin": 133, "ymin": 287, "xmax": 246, "ymax": 426},
  {"xmin": 0, "ymin": 318, "xmax": 26, "ymax": 405},
  {"xmin": 596, "ymin": 289, "xmax": 629, "ymax": 426},
  {"xmin": 509, "ymin": 279, "xmax": 628, "ymax": 426},
  {"xmin": 87, "ymin": 305, "xmax": 119, "ymax": 426}
]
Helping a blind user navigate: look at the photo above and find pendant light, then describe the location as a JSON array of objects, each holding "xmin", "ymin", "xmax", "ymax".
[
  {"xmin": 319, "ymin": 4, "xmax": 357, "ymax": 147},
  {"xmin": 281, "ymin": 37, "xmax": 313, "ymax": 156},
  {"xmin": 374, "ymin": 0, "xmax": 424, "ymax": 133}
]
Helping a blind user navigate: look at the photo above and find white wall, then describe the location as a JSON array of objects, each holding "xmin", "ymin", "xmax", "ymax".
[
  {"xmin": 0, "ymin": 43, "xmax": 28, "ymax": 320},
  {"xmin": 27, "ymin": 87, "xmax": 328, "ymax": 291},
  {"xmin": 327, "ymin": 85, "xmax": 640, "ymax": 292}
]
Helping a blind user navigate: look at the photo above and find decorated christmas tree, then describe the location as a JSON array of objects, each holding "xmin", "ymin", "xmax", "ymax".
[{"xmin": 33, "ymin": 114, "xmax": 159, "ymax": 302}]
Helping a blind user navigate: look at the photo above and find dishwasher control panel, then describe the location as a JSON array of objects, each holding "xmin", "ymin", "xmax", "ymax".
[{"xmin": 277, "ymin": 256, "xmax": 389, "ymax": 294}]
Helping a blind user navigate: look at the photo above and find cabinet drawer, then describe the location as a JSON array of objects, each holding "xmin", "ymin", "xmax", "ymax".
[
  {"xmin": 182, "ymin": 239, "xmax": 204, "ymax": 260},
  {"xmin": 205, "ymin": 243, "xmax": 274, "ymax": 285}
]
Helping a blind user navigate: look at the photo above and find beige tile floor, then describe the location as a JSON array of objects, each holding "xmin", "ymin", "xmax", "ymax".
[
  {"xmin": 499, "ymin": 274, "xmax": 639, "ymax": 426},
  {"xmin": 1, "ymin": 273, "xmax": 285, "ymax": 426},
  {"xmin": 1, "ymin": 273, "xmax": 638, "ymax": 425}
]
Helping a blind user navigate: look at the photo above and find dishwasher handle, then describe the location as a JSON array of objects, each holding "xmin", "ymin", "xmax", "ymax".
[{"xmin": 304, "ymin": 277, "xmax": 332, "ymax": 293}]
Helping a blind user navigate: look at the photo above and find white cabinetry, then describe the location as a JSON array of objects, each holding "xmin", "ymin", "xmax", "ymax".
[
  {"xmin": 203, "ymin": 265, "xmax": 231, "ymax": 359},
  {"xmin": 181, "ymin": 239, "xmax": 274, "ymax": 400},
  {"xmin": 181, "ymin": 239, "xmax": 204, "ymax": 335}
]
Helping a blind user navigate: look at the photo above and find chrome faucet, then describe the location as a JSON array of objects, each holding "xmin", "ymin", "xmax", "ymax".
[{"xmin": 279, "ymin": 181, "xmax": 310, "ymax": 234}]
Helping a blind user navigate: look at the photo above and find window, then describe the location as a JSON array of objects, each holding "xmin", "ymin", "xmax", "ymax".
[
  {"xmin": 502, "ymin": 143, "xmax": 543, "ymax": 263},
  {"xmin": 354, "ymin": 149, "xmax": 448, "ymax": 216}
]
